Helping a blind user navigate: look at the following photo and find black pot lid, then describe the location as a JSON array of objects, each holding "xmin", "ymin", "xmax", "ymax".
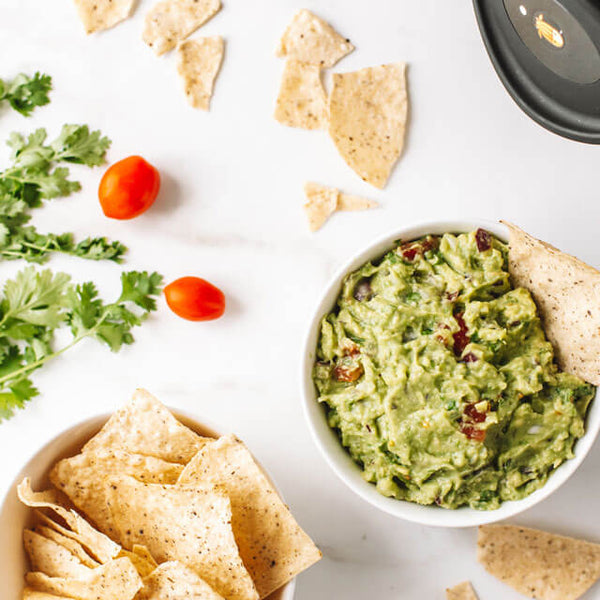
[{"xmin": 473, "ymin": 0, "xmax": 600, "ymax": 143}]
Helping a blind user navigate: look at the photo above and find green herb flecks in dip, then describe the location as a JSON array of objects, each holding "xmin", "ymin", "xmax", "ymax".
[{"xmin": 313, "ymin": 230, "xmax": 595, "ymax": 510}]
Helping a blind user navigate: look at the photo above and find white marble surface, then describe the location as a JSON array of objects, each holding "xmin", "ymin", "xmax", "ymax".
[{"xmin": 1, "ymin": 1, "xmax": 600, "ymax": 598}]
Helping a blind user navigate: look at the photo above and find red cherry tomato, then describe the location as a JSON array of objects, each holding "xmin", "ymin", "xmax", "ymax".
[
  {"xmin": 98, "ymin": 155, "xmax": 160, "ymax": 219},
  {"xmin": 164, "ymin": 277, "xmax": 226, "ymax": 321}
]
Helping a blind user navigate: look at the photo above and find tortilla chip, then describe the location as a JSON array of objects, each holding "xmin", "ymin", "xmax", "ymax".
[
  {"xmin": 50, "ymin": 448, "xmax": 183, "ymax": 539},
  {"xmin": 107, "ymin": 476, "xmax": 258, "ymax": 600},
  {"xmin": 26, "ymin": 557, "xmax": 142, "ymax": 600},
  {"xmin": 82, "ymin": 389, "xmax": 207, "ymax": 464},
  {"xmin": 136, "ymin": 561, "xmax": 225, "ymax": 599},
  {"xmin": 17, "ymin": 479, "xmax": 120, "ymax": 564},
  {"xmin": 503, "ymin": 221, "xmax": 600, "ymax": 385},
  {"xmin": 303, "ymin": 182, "xmax": 338, "ymax": 232},
  {"xmin": 337, "ymin": 192, "xmax": 378, "ymax": 211},
  {"xmin": 24, "ymin": 529, "xmax": 91, "ymax": 579},
  {"xmin": 118, "ymin": 547, "xmax": 157, "ymax": 579},
  {"xmin": 303, "ymin": 183, "xmax": 377, "ymax": 231},
  {"xmin": 329, "ymin": 63, "xmax": 408, "ymax": 189},
  {"xmin": 33, "ymin": 525, "xmax": 100, "ymax": 569},
  {"xmin": 143, "ymin": 0, "xmax": 221, "ymax": 55},
  {"xmin": 179, "ymin": 435, "xmax": 322, "ymax": 598},
  {"xmin": 477, "ymin": 524, "xmax": 600, "ymax": 600},
  {"xmin": 274, "ymin": 60, "xmax": 327, "ymax": 130},
  {"xmin": 22, "ymin": 590, "xmax": 74, "ymax": 600},
  {"xmin": 72, "ymin": 0, "xmax": 135, "ymax": 34},
  {"xmin": 276, "ymin": 9, "xmax": 353, "ymax": 67},
  {"xmin": 446, "ymin": 581, "xmax": 479, "ymax": 600},
  {"xmin": 177, "ymin": 37, "xmax": 224, "ymax": 111}
]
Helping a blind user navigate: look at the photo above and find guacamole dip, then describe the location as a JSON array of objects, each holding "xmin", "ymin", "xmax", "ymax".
[{"xmin": 313, "ymin": 230, "xmax": 595, "ymax": 510}]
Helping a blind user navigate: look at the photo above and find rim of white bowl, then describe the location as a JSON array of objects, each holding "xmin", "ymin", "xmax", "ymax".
[
  {"xmin": 301, "ymin": 219, "xmax": 600, "ymax": 528},
  {"xmin": 0, "ymin": 410, "xmax": 296, "ymax": 600}
]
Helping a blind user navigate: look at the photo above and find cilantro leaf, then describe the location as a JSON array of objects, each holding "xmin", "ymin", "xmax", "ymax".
[
  {"xmin": 0, "ymin": 122, "xmax": 126, "ymax": 264},
  {"xmin": 0, "ymin": 72, "xmax": 52, "ymax": 117},
  {"xmin": 51, "ymin": 125, "xmax": 111, "ymax": 167},
  {"xmin": 0, "ymin": 268, "xmax": 162, "ymax": 422},
  {"xmin": 1, "ymin": 267, "xmax": 70, "ymax": 327},
  {"xmin": 118, "ymin": 271, "xmax": 164, "ymax": 310}
]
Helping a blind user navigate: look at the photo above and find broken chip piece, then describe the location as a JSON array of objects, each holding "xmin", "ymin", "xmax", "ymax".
[
  {"xmin": 478, "ymin": 524, "xmax": 600, "ymax": 600},
  {"xmin": 72, "ymin": 0, "xmax": 135, "ymax": 34},
  {"xmin": 277, "ymin": 9, "xmax": 354, "ymax": 68},
  {"xmin": 328, "ymin": 63, "xmax": 408, "ymax": 189},
  {"xmin": 142, "ymin": 0, "xmax": 221, "ymax": 55},
  {"xmin": 274, "ymin": 60, "xmax": 328, "ymax": 130},
  {"xmin": 177, "ymin": 37, "xmax": 225, "ymax": 110},
  {"xmin": 304, "ymin": 182, "xmax": 378, "ymax": 231},
  {"xmin": 446, "ymin": 581, "xmax": 479, "ymax": 600}
]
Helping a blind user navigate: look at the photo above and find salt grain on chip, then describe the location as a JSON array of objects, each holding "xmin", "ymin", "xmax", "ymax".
[
  {"xmin": 178, "ymin": 434, "xmax": 322, "ymax": 598},
  {"xmin": 274, "ymin": 60, "xmax": 328, "ymax": 130},
  {"xmin": 73, "ymin": 0, "xmax": 135, "ymax": 34},
  {"xmin": 177, "ymin": 37, "xmax": 225, "ymax": 111},
  {"xmin": 503, "ymin": 221, "xmax": 600, "ymax": 386},
  {"xmin": 277, "ymin": 9, "xmax": 353, "ymax": 68},
  {"xmin": 143, "ymin": 0, "xmax": 221, "ymax": 55},
  {"xmin": 329, "ymin": 63, "xmax": 408, "ymax": 189},
  {"xmin": 477, "ymin": 524, "xmax": 600, "ymax": 600}
]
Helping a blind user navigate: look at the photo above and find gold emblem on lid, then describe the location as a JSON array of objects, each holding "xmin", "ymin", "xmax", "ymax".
[{"xmin": 535, "ymin": 13, "xmax": 565, "ymax": 48}]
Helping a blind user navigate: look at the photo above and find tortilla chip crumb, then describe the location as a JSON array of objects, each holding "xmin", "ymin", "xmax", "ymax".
[
  {"xmin": 304, "ymin": 182, "xmax": 377, "ymax": 231},
  {"xmin": 446, "ymin": 581, "xmax": 479, "ymax": 600},
  {"xmin": 478, "ymin": 524, "xmax": 600, "ymax": 600},
  {"xmin": 177, "ymin": 37, "xmax": 225, "ymax": 111},
  {"xmin": 277, "ymin": 9, "xmax": 354, "ymax": 67},
  {"xmin": 143, "ymin": 0, "xmax": 221, "ymax": 55},
  {"xmin": 73, "ymin": 0, "xmax": 135, "ymax": 34}
]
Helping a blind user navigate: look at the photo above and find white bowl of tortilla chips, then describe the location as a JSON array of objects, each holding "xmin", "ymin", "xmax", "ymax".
[
  {"xmin": 301, "ymin": 220, "xmax": 600, "ymax": 527},
  {"xmin": 0, "ymin": 389, "xmax": 321, "ymax": 599}
]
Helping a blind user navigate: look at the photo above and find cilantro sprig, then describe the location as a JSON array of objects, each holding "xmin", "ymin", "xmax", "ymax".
[
  {"xmin": 0, "ymin": 72, "xmax": 52, "ymax": 117},
  {"xmin": 0, "ymin": 124, "xmax": 127, "ymax": 263},
  {"xmin": 0, "ymin": 267, "xmax": 162, "ymax": 421}
]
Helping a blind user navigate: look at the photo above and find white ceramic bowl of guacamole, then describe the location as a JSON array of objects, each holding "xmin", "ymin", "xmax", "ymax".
[{"xmin": 301, "ymin": 220, "xmax": 600, "ymax": 527}]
